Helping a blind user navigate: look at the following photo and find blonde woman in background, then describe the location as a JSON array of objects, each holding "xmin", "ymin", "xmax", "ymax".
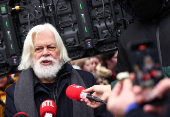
[{"xmin": 76, "ymin": 58, "xmax": 91, "ymax": 72}]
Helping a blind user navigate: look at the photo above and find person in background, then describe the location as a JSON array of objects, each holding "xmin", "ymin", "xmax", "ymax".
[
  {"xmin": 101, "ymin": 51, "xmax": 118, "ymax": 81},
  {"xmin": 92, "ymin": 64, "xmax": 112, "ymax": 85},
  {"xmin": 102, "ymin": 80, "xmax": 110, "ymax": 85},
  {"xmin": 134, "ymin": 64, "xmax": 143, "ymax": 85},
  {"xmin": 76, "ymin": 58, "xmax": 91, "ymax": 72},
  {"xmin": 0, "ymin": 75, "xmax": 14, "ymax": 104},
  {"xmin": 5, "ymin": 23, "xmax": 112, "ymax": 117},
  {"xmin": 92, "ymin": 72, "xmax": 105, "ymax": 85},
  {"xmin": 96, "ymin": 64, "xmax": 112, "ymax": 84},
  {"xmin": 90, "ymin": 55, "xmax": 101, "ymax": 73},
  {"xmin": 0, "ymin": 75, "xmax": 14, "ymax": 117},
  {"xmin": 70, "ymin": 59, "xmax": 81, "ymax": 70},
  {"xmin": 0, "ymin": 103, "xmax": 4, "ymax": 117},
  {"xmin": 12, "ymin": 72, "xmax": 21, "ymax": 83},
  {"xmin": 96, "ymin": 78, "xmax": 104, "ymax": 85}
]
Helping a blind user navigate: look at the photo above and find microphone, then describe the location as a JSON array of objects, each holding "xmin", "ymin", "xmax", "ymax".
[
  {"xmin": 13, "ymin": 112, "xmax": 29, "ymax": 117},
  {"xmin": 40, "ymin": 99, "xmax": 57, "ymax": 117},
  {"xmin": 66, "ymin": 84, "xmax": 107, "ymax": 104}
]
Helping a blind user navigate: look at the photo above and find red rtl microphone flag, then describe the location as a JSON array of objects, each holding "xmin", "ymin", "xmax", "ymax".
[{"xmin": 40, "ymin": 99, "xmax": 57, "ymax": 117}]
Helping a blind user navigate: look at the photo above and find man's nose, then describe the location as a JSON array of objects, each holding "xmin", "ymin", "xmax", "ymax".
[{"xmin": 42, "ymin": 48, "xmax": 50, "ymax": 57}]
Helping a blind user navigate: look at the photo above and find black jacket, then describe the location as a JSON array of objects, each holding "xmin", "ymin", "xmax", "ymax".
[{"xmin": 5, "ymin": 63, "xmax": 112, "ymax": 117}]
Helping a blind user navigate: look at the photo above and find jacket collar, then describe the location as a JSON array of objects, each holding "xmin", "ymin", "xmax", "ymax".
[{"xmin": 57, "ymin": 62, "xmax": 73, "ymax": 78}]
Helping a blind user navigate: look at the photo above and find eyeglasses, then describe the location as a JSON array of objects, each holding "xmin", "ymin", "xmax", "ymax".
[{"xmin": 34, "ymin": 45, "xmax": 57, "ymax": 53}]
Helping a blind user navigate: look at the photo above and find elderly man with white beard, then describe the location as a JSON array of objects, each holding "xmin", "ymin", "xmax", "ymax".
[{"xmin": 4, "ymin": 23, "xmax": 112, "ymax": 117}]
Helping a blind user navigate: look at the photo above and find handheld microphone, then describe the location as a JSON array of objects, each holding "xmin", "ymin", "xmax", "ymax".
[
  {"xmin": 13, "ymin": 112, "xmax": 29, "ymax": 117},
  {"xmin": 66, "ymin": 84, "xmax": 107, "ymax": 104},
  {"xmin": 40, "ymin": 99, "xmax": 57, "ymax": 117}
]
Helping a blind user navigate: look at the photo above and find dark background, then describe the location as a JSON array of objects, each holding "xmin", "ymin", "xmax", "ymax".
[{"xmin": 0, "ymin": 0, "xmax": 134, "ymax": 76}]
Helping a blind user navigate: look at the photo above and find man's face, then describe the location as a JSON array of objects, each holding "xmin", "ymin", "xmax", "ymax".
[
  {"xmin": 32, "ymin": 29, "xmax": 60, "ymax": 65},
  {"xmin": 90, "ymin": 57, "xmax": 100, "ymax": 73},
  {"xmin": 31, "ymin": 29, "xmax": 63, "ymax": 80},
  {"xmin": 83, "ymin": 59, "xmax": 91, "ymax": 72}
]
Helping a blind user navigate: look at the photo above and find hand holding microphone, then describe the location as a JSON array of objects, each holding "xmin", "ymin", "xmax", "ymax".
[
  {"xmin": 78, "ymin": 85, "xmax": 111, "ymax": 108},
  {"xmin": 66, "ymin": 84, "xmax": 107, "ymax": 105},
  {"xmin": 40, "ymin": 100, "xmax": 57, "ymax": 117}
]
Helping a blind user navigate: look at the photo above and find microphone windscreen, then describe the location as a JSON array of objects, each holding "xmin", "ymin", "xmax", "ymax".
[
  {"xmin": 40, "ymin": 99, "xmax": 57, "ymax": 117},
  {"xmin": 13, "ymin": 112, "xmax": 29, "ymax": 117},
  {"xmin": 66, "ymin": 84, "xmax": 85, "ymax": 101}
]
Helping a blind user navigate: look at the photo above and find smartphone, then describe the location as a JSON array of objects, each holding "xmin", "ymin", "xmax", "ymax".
[{"xmin": 127, "ymin": 40, "xmax": 165, "ymax": 104}]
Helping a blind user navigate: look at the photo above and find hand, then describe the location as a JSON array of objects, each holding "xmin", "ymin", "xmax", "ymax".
[
  {"xmin": 151, "ymin": 78, "xmax": 170, "ymax": 99},
  {"xmin": 143, "ymin": 104, "xmax": 167, "ymax": 115},
  {"xmin": 107, "ymin": 79, "xmax": 137, "ymax": 116},
  {"xmin": 142, "ymin": 78, "xmax": 170, "ymax": 115},
  {"xmin": 81, "ymin": 85, "xmax": 111, "ymax": 108}
]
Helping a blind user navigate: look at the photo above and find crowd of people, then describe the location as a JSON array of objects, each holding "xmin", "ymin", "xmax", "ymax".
[
  {"xmin": 70, "ymin": 51, "xmax": 118, "ymax": 85},
  {"xmin": 1, "ymin": 0, "xmax": 170, "ymax": 117}
]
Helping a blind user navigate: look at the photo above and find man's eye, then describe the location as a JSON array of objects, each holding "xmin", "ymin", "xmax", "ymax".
[
  {"xmin": 48, "ymin": 46, "xmax": 56, "ymax": 50},
  {"xmin": 35, "ymin": 48, "xmax": 43, "ymax": 52}
]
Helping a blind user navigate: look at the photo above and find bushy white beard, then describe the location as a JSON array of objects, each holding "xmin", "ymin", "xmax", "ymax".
[{"xmin": 31, "ymin": 57, "xmax": 64, "ymax": 80}]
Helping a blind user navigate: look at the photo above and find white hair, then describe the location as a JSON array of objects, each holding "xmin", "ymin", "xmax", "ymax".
[
  {"xmin": 18, "ymin": 23, "xmax": 71, "ymax": 70},
  {"xmin": 31, "ymin": 56, "xmax": 64, "ymax": 80}
]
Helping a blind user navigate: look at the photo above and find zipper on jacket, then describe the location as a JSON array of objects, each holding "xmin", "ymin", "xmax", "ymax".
[
  {"xmin": 53, "ymin": 84, "xmax": 57, "ymax": 104},
  {"xmin": 54, "ymin": 69, "xmax": 74, "ymax": 104}
]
